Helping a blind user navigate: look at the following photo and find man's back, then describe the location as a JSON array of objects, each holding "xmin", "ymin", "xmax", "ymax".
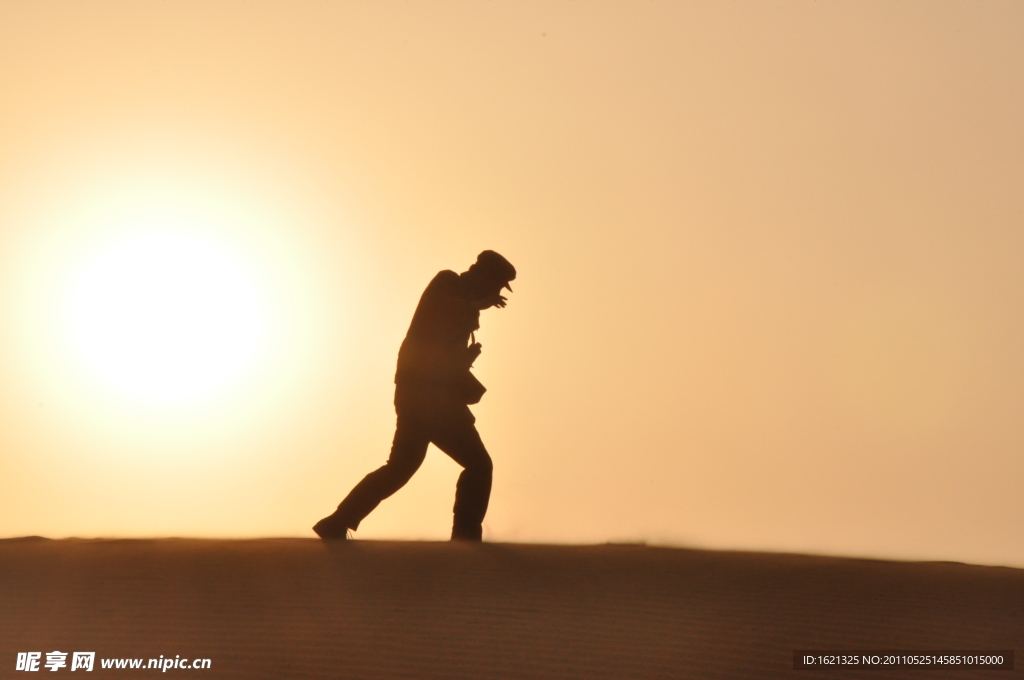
[{"xmin": 395, "ymin": 270, "xmax": 479, "ymax": 389}]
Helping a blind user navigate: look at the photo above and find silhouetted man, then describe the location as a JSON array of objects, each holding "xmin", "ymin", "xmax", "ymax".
[{"xmin": 314, "ymin": 250, "xmax": 516, "ymax": 542}]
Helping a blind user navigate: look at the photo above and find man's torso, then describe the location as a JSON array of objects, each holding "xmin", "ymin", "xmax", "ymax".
[{"xmin": 394, "ymin": 270, "xmax": 480, "ymax": 421}]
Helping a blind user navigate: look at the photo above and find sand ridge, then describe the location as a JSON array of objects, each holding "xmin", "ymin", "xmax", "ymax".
[{"xmin": 0, "ymin": 538, "xmax": 1020, "ymax": 678}]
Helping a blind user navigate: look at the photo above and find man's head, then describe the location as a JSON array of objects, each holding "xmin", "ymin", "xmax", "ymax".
[
  {"xmin": 464, "ymin": 250, "xmax": 516, "ymax": 309},
  {"xmin": 466, "ymin": 250, "xmax": 516, "ymax": 292}
]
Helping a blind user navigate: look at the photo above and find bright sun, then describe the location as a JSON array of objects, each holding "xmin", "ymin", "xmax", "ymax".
[{"xmin": 64, "ymin": 230, "xmax": 269, "ymax": 403}]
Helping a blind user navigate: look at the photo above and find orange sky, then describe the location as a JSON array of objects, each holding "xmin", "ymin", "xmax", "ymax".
[{"xmin": 1, "ymin": 1, "xmax": 1021, "ymax": 566}]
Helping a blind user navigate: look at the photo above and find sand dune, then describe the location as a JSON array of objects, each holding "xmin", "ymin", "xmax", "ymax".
[{"xmin": 0, "ymin": 538, "xmax": 1019, "ymax": 678}]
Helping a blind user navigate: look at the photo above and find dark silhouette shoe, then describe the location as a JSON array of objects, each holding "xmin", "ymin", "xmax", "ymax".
[
  {"xmin": 450, "ymin": 526, "xmax": 483, "ymax": 542},
  {"xmin": 313, "ymin": 513, "xmax": 352, "ymax": 540}
]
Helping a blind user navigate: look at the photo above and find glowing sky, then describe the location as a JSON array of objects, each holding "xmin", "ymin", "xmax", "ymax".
[{"xmin": 0, "ymin": 1, "xmax": 1021, "ymax": 566}]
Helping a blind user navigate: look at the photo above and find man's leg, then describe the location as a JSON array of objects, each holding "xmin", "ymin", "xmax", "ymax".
[
  {"xmin": 431, "ymin": 421, "xmax": 493, "ymax": 541},
  {"xmin": 315, "ymin": 416, "xmax": 429, "ymax": 536}
]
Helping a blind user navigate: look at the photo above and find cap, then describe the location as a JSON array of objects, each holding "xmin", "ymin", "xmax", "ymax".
[{"xmin": 472, "ymin": 250, "xmax": 516, "ymax": 292}]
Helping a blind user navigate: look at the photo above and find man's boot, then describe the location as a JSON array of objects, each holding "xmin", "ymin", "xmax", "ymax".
[{"xmin": 313, "ymin": 512, "xmax": 352, "ymax": 540}]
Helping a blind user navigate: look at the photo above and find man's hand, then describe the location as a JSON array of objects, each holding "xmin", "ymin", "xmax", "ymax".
[
  {"xmin": 474, "ymin": 292, "xmax": 507, "ymax": 310},
  {"xmin": 465, "ymin": 342, "xmax": 482, "ymax": 367}
]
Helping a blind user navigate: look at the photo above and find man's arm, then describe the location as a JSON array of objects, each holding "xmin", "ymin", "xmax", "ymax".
[{"xmin": 473, "ymin": 292, "xmax": 507, "ymax": 310}]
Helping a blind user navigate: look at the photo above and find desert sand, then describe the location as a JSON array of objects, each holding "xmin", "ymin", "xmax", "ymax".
[{"xmin": 0, "ymin": 538, "xmax": 1019, "ymax": 678}]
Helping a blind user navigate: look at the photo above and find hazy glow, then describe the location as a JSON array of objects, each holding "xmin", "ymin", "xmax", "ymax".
[{"xmin": 64, "ymin": 229, "xmax": 268, "ymax": 403}]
